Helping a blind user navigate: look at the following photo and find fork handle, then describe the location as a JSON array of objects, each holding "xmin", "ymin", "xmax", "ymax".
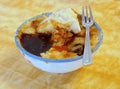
[{"xmin": 83, "ymin": 26, "xmax": 92, "ymax": 65}]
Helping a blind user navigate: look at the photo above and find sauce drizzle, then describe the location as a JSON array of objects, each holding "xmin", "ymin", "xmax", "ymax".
[{"xmin": 20, "ymin": 33, "xmax": 53, "ymax": 56}]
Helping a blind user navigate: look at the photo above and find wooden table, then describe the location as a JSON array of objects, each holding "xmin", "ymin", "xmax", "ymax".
[{"xmin": 0, "ymin": 0, "xmax": 120, "ymax": 89}]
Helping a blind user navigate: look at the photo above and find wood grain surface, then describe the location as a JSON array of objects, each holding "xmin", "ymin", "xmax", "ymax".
[{"xmin": 0, "ymin": 0, "xmax": 120, "ymax": 89}]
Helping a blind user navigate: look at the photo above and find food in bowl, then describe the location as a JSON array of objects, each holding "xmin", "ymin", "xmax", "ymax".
[
  {"xmin": 15, "ymin": 8, "xmax": 103, "ymax": 73},
  {"xmin": 17, "ymin": 8, "xmax": 99, "ymax": 60}
]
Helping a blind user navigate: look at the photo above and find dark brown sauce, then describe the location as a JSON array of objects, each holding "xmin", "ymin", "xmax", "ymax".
[
  {"xmin": 73, "ymin": 44, "xmax": 84, "ymax": 56},
  {"xmin": 20, "ymin": 33, "xmax": 53, "ymax": 56}
]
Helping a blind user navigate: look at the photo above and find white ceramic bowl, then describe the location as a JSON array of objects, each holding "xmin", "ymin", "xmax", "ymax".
[{"xmin": 14, "ymin": 13, "xmax": 103, "ymax": 73}]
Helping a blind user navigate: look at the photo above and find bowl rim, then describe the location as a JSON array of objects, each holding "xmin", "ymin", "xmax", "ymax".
[{"xmin": 14, "ymin": 12, "xmax": 103, "ymax": 63}]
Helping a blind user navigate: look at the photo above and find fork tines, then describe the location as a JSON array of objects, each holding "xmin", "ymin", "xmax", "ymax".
[{"xmin": 82, "ymin": 6, "xmax": 93, "ymax": 25}]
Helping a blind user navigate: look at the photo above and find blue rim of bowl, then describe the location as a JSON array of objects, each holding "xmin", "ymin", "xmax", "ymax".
[{"xmin": 14, "ymin": 13, "xmax": 103, "ymax": 63}]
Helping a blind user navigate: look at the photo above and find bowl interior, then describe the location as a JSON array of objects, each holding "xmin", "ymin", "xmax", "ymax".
[{"xmin": 15, "ymin": 13, "xmax": 103, "ymax": 63}]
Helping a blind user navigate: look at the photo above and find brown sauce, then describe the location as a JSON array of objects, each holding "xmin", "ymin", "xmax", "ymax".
[{"xmin": 20, "ymin": 33, "xmax": 53, "ymax": 56}]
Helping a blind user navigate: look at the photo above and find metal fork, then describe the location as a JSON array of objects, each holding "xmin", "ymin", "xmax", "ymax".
[{"xmin": 82, "ymin": 6, "xmax": 94, "ymax": 65}]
